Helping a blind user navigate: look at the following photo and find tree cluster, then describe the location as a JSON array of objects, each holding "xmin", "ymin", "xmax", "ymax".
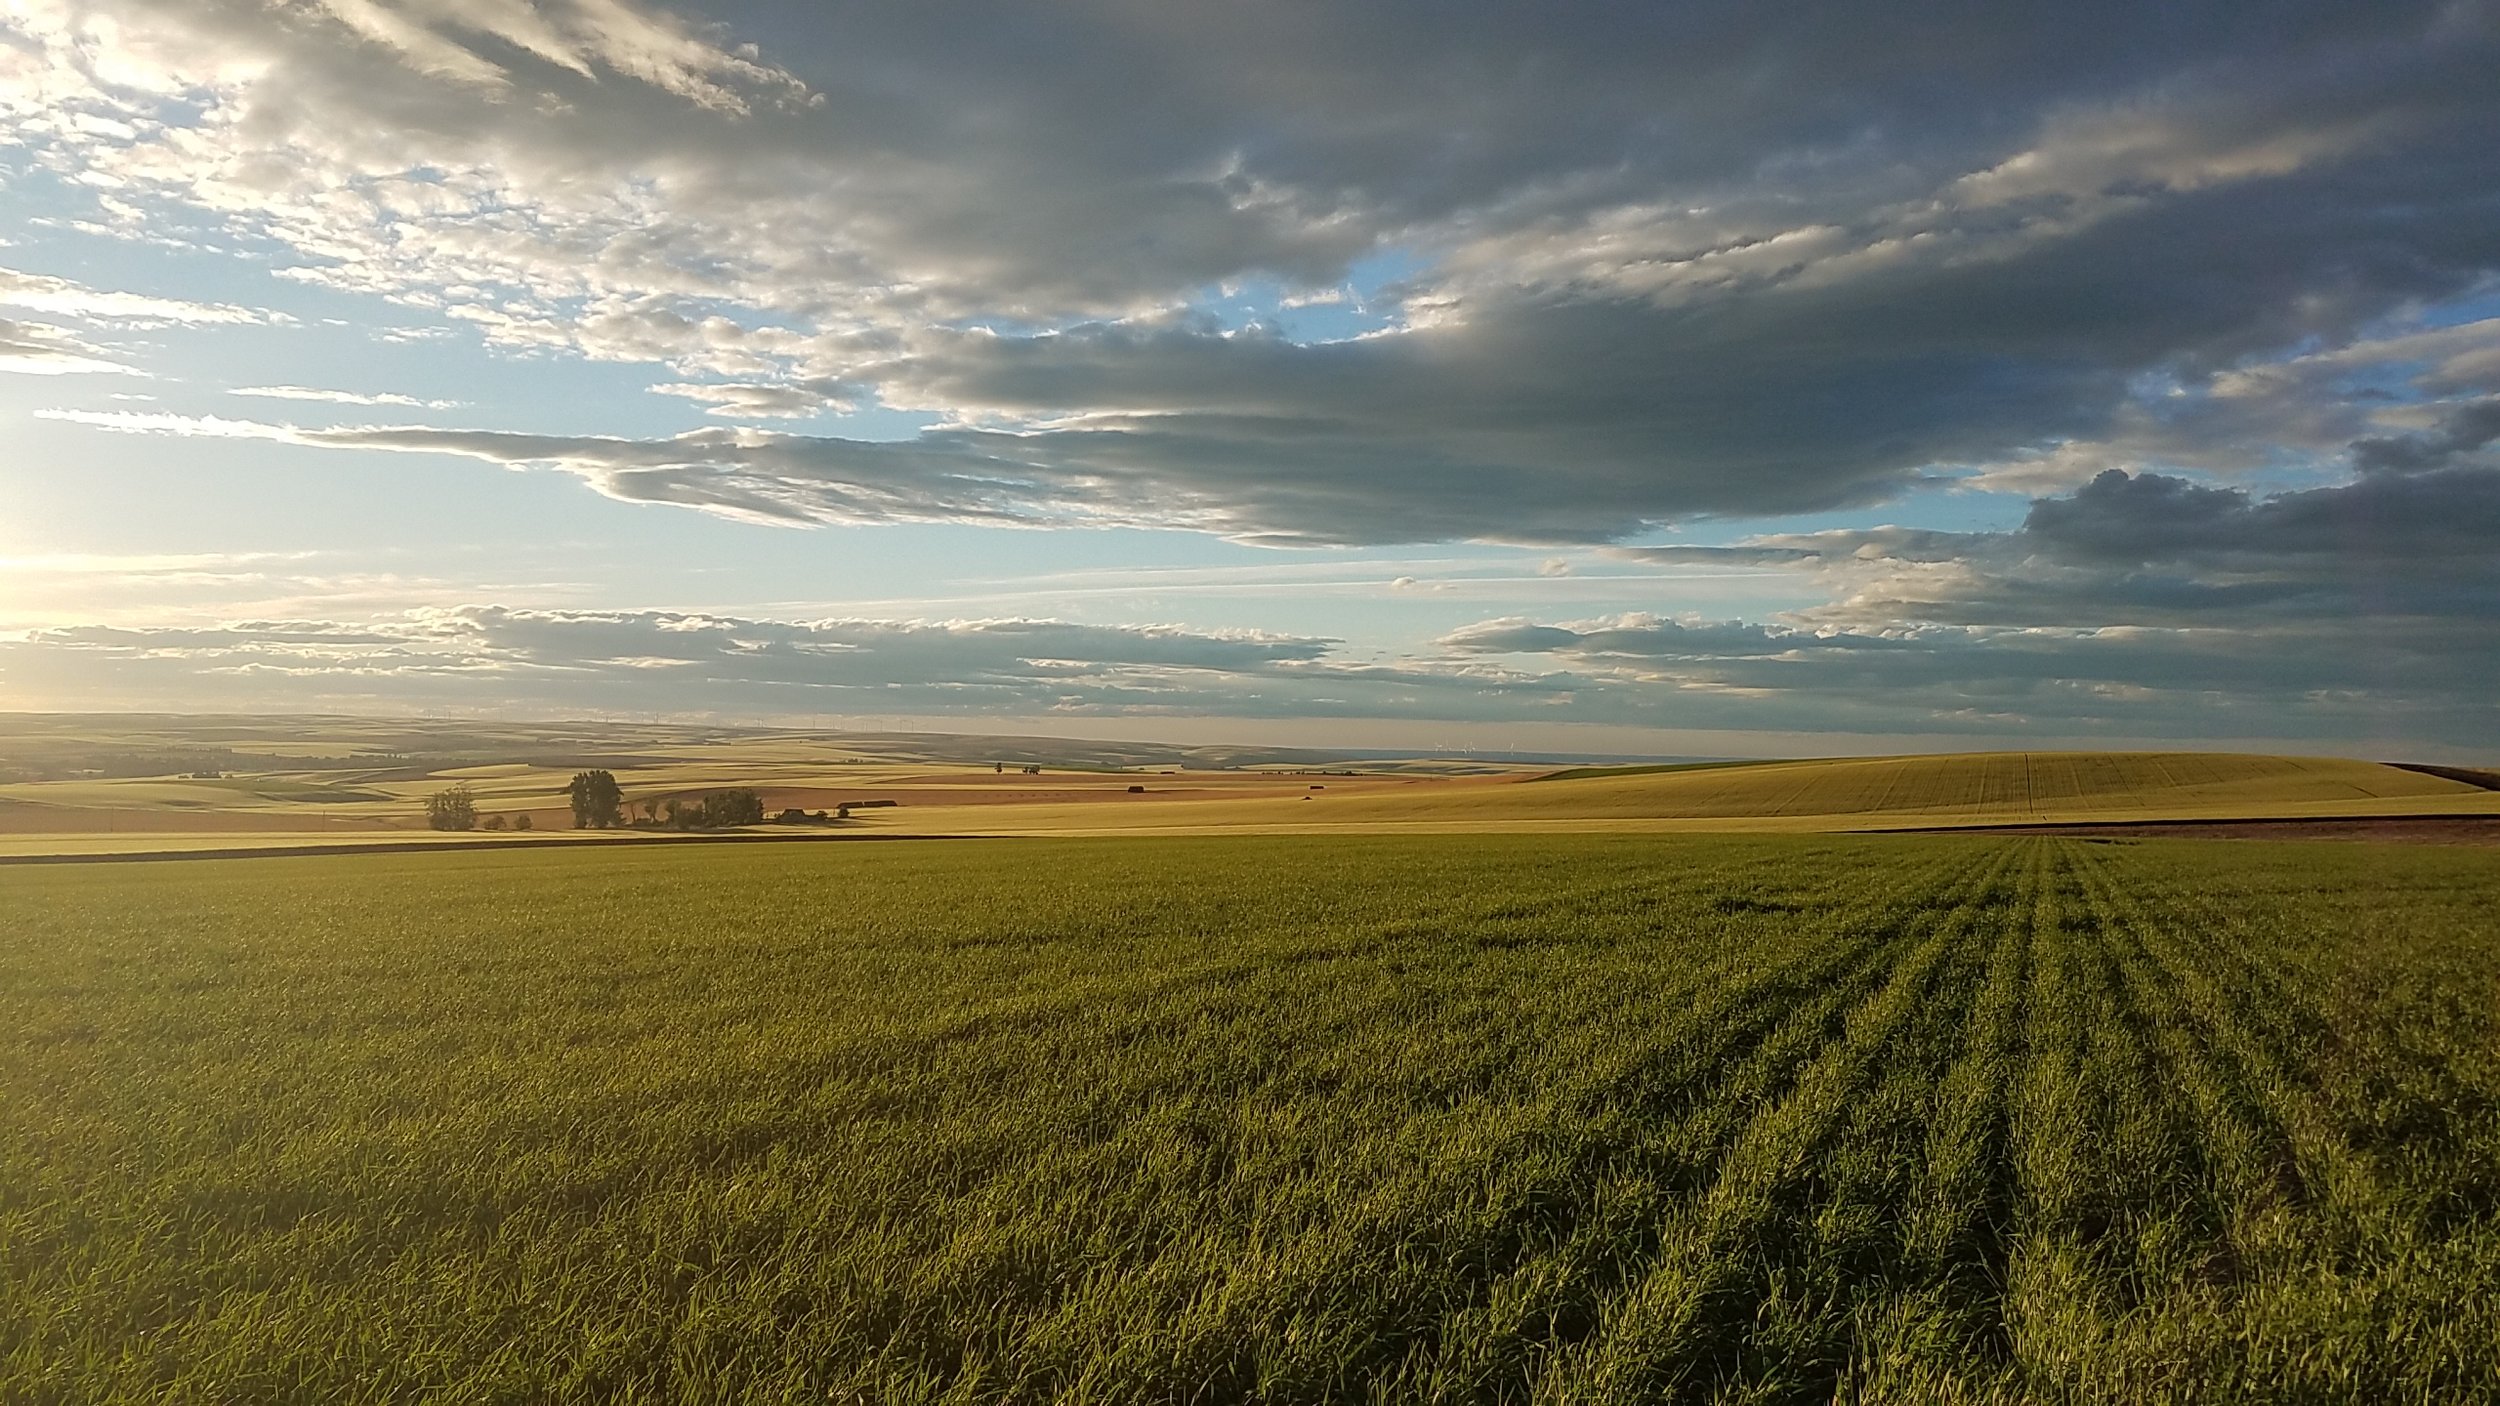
[
  {"xmin": 424, "ymin": 783, "xmax": 476, "ymax": 832},
  {"xmin": 425, "ymin": 770, "xmax": 760, "ymax": 832},
  {"xmin": 566, "ymin": 770, "xmax": 624, "ymax": 829},
  {"xmin": 656, "ymin": 789, "xmax": 765, "ymax": 830}
]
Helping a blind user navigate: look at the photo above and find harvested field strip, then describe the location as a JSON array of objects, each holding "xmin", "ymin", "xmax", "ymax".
[{"xmin": 4, "ymin": 835, "xmax": 2498, "ymax": 1403}]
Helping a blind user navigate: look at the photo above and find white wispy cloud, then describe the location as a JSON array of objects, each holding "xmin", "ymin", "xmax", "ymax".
[
  {"xmin": 0, "ymin": 319, "xmax": 140, "ymax": 376},
  {"xmin": 232, "ymin": 385, "xmax": 462, "ymax": 409},
  {"xmin": 38, "ymin": 408, "xmax": 293, "ymax": 438},
  {"xmin": 0, "ymin": 265, "xmax": 277, "ymax": 326}
]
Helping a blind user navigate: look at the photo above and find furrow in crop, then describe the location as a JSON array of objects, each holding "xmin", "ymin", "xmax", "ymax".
[
  {"xmin": 1525, "ymin": 841, "xmax": 2026, "ymax": 1403},
  {"xmin": 960, "ymin": 846, "xmax": 1993, "ymax": 1402},
  {"xmin": 1997, "ymin": 838, "xmax": 2209, "ymax": 1397},
  {"xmin": 1830, "ymin": 839, "xmax": 2049, "ymax": 1404}
]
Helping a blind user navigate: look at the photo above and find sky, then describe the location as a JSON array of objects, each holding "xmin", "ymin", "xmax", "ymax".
[{"xmin": 2, "ymin": 0, "xmax": 2497, "ymax": 759}]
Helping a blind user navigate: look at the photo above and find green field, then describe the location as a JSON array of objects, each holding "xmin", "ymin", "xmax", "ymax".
[{"xmin": 6, "ymin": 836, "xmax": 2498, "ymax": 1402}]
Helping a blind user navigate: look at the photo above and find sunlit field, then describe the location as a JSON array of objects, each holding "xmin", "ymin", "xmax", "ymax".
[
  {"xmin": 6, "ymin": 834, "xmax": 2496, "ymax": 1402},
  {"xmin": 897, "ymin": 750, "xmax": 2499, "ymax": 836}
]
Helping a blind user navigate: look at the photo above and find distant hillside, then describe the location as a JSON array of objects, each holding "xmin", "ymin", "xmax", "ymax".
[
  {"xmin": 1350, "ymin": 752, "xmax": 2484, "ymax": 827},
  {"xmin": 988, "ymin": 751, "xmax": 2484, "ymax": 835}
]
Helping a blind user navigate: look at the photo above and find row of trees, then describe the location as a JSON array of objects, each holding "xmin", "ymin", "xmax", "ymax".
[
  {"xmin": 570, "ymin": 770, "xmax": 762, "ymax": 829},
  {"xmin": 427, "ymin": 771, "xmax": 767, "ymax": 831},
  {"xmin": 654, "ymin": 790, "xmax": 765, "ymax": 829}
]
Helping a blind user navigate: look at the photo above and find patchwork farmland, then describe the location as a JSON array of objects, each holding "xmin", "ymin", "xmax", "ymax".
[{"xmin": 3, "ymin": 712, "xmax": 2495, "ymax": 853}]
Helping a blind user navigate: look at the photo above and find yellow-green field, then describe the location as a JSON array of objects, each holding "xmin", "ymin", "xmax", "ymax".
[
  {"xmin": 7, "ymin": 834, "xmax": 2499, "ymax": 1401},
  {"xmin": 9, "ymin": 718, "xmax": 2500, "ymax": 1398}
]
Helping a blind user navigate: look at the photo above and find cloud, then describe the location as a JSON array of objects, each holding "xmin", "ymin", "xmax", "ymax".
[
  {"xmin": 7, "ymin": 1, "xmax": 2500, "ymax": 752},
  {"xmin": 5, "ymin": 2, "xmax": 2497, "ymax": 541},
  {"xmin": 1431, "ymin": 605, "xmax": 2500, "ymax": 748},
  {"xmin": 0, "ymin": 318, "xmax": 140, "ymax": 375},
  {"xmin": 1620, "ymin": 425, "xmax": 2500, "ymax": 631},
  {"xmin": 0, "ymin": 607, "xmax": 1460, "ymax": 722},
  {"xmin": 40, "ymin": 409, "xmax": 292, "ymax": 438},
  {"xmin": 231, "ymin": 385, "xmax": 461, "ymax": 409},
  {"xmin": 0, "ymin": 265, "xmax": 276, "ymax": 326},
  {"xmin": 1521, "ymin": 449, "xmax": 2500, "ymax": 745},
  {"xmin": 0, "ymin": 263, "xmax": 278, "ymax": 377},
  {"xmin": 7, "ymin": 591, "xmax": 2493, "ymax": 749},
  {"xmin": 1443, "ymin": 615, "xmax": 1910, "ymax": 660},
  {"xmin": 2351, "ymin": 397, "xmax": 2500, "ymax": 477},
  {"xmin": 648, "ymin": 380, "xmax": 851, "ymax": 418}
]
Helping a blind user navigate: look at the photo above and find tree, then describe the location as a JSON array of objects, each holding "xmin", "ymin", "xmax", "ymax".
[
  {"xmin": 481, "ymin": 813, "xmax": 507, "ymax": 831},
  {"xmin": 566, "ymin": 770, "xmax": 623, "ymax": 829},
  {"xmin": 424, "ymin": 783, "xmax": 477, "ymax": 832},
  {"xmin": 513, "ymin": 813, "xmax": 534, "ymax": 831}
]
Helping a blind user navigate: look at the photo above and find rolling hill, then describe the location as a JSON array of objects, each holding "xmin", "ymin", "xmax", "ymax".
[{"xmin": 901, "ymin": 751, "xmax": 2500, "ymax": 836}]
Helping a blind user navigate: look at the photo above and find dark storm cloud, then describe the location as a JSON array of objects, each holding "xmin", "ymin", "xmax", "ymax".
[
  {"xmin": 1496, "ymin": 455, "xmax": 2500, "ymax": 745},
  {"xmin": 2021, "ymin": 459, "xmax": 2500, "ymax": 571},
  {"xmin": 1626, "ymin": 445, "xmax": 2500, "ymax": 628},
  {"xmin": 2352, "ymin": 399, "xmax": 2500, "ymax": 477}
]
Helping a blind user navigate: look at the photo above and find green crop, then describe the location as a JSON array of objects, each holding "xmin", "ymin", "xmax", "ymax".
[{"xmin": 3, "ymin": 835, "xmax": 2495, "ymax": 1403}]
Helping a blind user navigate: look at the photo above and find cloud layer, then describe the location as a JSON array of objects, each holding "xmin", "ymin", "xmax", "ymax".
[
  {"xmin": 6, "ymin": 2, "xmax": 2498, "ymax": 752},
  {"xmin": 9, "ymin": 0, "xmax": 2500, "ymax": 541},
  {"xmin": 9, "ymin": 576, "xmax": 2494, "ymax": 749}
]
